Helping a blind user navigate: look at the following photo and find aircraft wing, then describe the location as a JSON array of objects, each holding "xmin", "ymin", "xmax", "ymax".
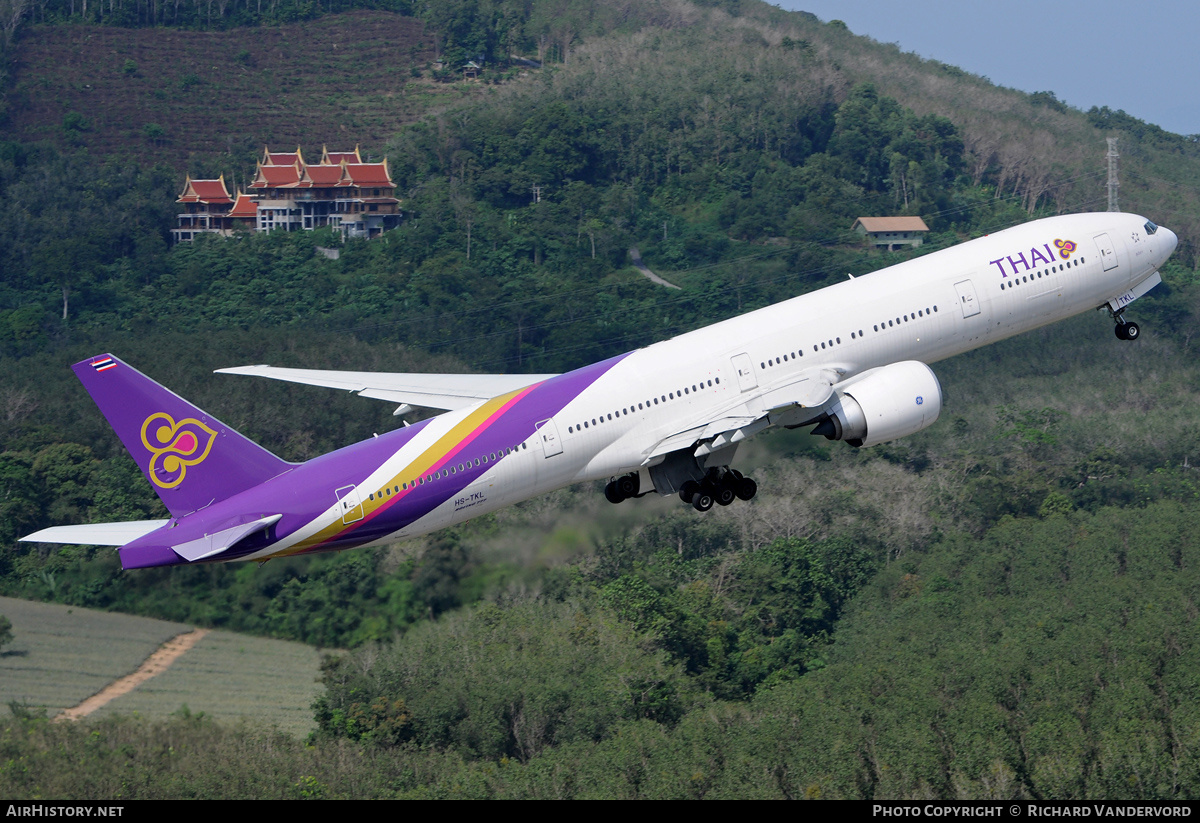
[
  {"xmin": 215, "ymin": 365, "xmax": 559, "ymax": 412},
  {"xmin": 21, "ymin": 520, "xmax": 169, "ymax": 546},
  {"xmin": 760, "ymin": 368, "xmax": 840, "ymax": 413},
  {"xmin": 643, "ymin": 367, "xmax": 842, "ymax": 463}
]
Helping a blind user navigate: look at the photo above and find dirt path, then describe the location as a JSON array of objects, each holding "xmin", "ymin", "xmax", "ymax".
[
  {"xmin": 55, "ymin": 628, "xmax": 210, "ymax": 722},
  {"xmin": 628, "ymin": 247, "xmax": 681, "ymax": 289}
]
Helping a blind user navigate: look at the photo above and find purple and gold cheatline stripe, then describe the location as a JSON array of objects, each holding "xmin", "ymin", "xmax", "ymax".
[{"xmin": 272, "ymin": 383, "xmax": 541, "ymax": 557}]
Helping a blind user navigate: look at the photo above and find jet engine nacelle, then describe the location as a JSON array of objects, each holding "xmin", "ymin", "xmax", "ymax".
[{"xmin": 810, "ymin": 361, "xmax": 942, "ymax": 448}]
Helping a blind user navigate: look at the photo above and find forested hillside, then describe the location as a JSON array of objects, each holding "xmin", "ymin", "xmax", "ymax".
[
  {"xmin": 6, "ymin": 0, "xmax": 1200, "ymax": 249},
  {"xmin": 2, "ymin": 0, "xmax": 1200, "ymax": 799}
]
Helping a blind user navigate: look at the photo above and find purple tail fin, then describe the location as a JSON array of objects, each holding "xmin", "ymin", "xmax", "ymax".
[{"xmin": 73, "ymin": 354, "xmax": 294, "ymax": 518}]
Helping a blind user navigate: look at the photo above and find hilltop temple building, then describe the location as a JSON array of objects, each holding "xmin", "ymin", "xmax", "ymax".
[{"xmin": 173, "ymin": 146, "xmax": 402, "ymax": 243}]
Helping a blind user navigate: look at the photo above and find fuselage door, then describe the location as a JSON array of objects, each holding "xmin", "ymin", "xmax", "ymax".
[
  {"xmin": 336, "ymin": 485, "xmax": 364, "ymax": 524},
  {"xmin": 536, "ymin": 418, "xmax": 563, "ymax": 457},
  {"xmin": 731, "ymin": 353, "xmax": 758, "ymax": 393},
  {"xmin": 954, "ymin": 279, "xmax": 981, "ymax": 318},
  {"xmin": 1094, "ymin": 233, "xmax": 1119, "ymax": 271}
]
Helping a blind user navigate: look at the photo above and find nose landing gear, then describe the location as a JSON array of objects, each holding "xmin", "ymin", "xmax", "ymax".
[
  {"xmin": 1115, "ymin": 319, "xmax": 1140, "ymax": 341},
  {"xmin": 1108, "ymin": 305, "xmax": 1141, "ymax": 341}
]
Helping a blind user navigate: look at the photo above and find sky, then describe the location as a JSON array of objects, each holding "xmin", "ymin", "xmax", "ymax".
[{"xmin": 773, "ymin": 1, "xmax": 1200, "ymax": 137}]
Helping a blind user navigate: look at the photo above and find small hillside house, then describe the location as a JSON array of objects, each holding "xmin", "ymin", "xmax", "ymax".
[{"xmin": 852, "ymin": 216, "xmax": 930, "ymax": 251}]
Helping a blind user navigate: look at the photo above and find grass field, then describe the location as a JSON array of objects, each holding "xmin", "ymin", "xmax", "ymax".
[
  {"xmin": 0, "ymin": 595, "xmax": 189, "ymax": 713},
  {"xmin": 0, "ymin": 596, "xmax": 327, "ymax": 737},
  {"xmin": 94, "ymin": 629, "xmax": 326, "ymax": 737}
]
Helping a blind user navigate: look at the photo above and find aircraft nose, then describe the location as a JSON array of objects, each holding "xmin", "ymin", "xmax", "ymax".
[{"xmin": 1161, "ymin": 225, "xmax": 1179, "ymax": 259}]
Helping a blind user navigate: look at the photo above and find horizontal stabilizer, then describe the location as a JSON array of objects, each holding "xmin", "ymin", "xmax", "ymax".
[
  {"xmin": 21, "ymin": 520, "xmax": 169, "ymax": 547},
  {"xmin": 171, "ymin": 514, "xmax": 282, "ymax": 562},
  {"xmin": 216, "ymin": 365, "xmax": 558, "ymax": 411}
]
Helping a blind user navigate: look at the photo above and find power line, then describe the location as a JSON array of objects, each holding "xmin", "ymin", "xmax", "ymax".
[
  {"xmin": 327, "ymin": 170, "xmax": 1109, "ymax": 345},
  {"xmin": 425, "ymin": 195, "xmax": 1120, "ymax": 371},
  {"xmin": 308, "ymin": 170, "xmax": 1118, "ymax": 373}
]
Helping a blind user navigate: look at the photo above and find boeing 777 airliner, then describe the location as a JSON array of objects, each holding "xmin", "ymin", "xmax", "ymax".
[{"xmin": 22, "ymin": 212, "xmax": 1178, "ymax": 569}]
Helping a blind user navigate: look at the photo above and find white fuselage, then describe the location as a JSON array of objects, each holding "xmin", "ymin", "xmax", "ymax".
[
  {"xmin": 254, "ymin": 212, "xmax": 1176, "ymax": 557},
  {"xmin": 27, "ymin": 213, "xmax": 1176, "ymax": 568}
]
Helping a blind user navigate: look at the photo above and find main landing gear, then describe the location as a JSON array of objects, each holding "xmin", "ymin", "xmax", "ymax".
[
  {"xmin": 678, "ymin": 468, "xmax": 757, "ymax": 512},
  {"xmin": 605, "ymin": 467, "xmax": 759, "ymax": 511},
  {"xmin": 604, "ymin": 472, "xmax": 643, "ymax": 504}
]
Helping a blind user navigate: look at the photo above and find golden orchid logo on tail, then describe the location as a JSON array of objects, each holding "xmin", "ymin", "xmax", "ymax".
[{"xmin": 140, "ymin": 413, "xmax": 217, "ymax": 488}]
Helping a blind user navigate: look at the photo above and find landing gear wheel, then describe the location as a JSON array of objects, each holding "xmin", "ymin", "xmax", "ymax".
[
  {"xmin": 691, "ymin": 489, "xmax": 714, "ymax": 512},
  {"xmin": 715, "ymin": 474, "xmax": 737, "ymax": 506},
  {"xmin": 735, "ymin": 476, "xmax": 758, "ymax": 501},
  {"xmin": 604, "ymin": 481, "xmax": 624, "ymax": 504},
  {"xmin": 679, "ymin": 480, "xmax": 700, "ymax": 504},
  {"xmin": 1114, "ymin": 317, "xmax": 1140, "ymax": 341},
  {"xmin": 616, "ymin": 474, "xmax": 639, "ymax": 499}
]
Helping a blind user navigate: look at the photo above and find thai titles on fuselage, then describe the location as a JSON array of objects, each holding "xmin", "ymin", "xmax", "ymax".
[{"xmin": 988, "ymin": 238, "xmax": 1077, "ymax": 279}]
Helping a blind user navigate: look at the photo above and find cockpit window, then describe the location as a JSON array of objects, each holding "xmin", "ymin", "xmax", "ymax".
[{"xmin": 1145, "ymin": 221, "xmax": 1158, "ymax": 235}]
